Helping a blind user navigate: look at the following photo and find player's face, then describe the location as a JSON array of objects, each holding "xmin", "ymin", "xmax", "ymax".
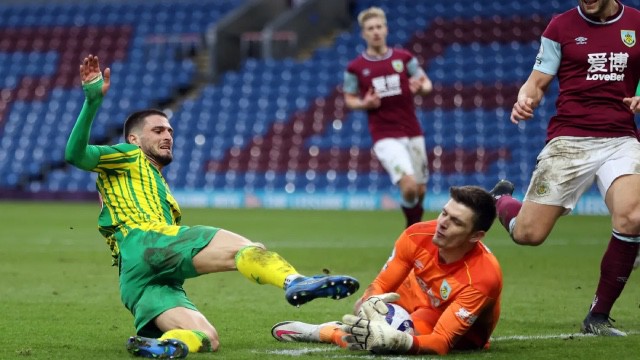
[
  {"xmin": 433, "ymin": 199, "xmax": 481, "ymax": 250},
  {"xmin": 578, "ymin": 0, "xmax": 614, "ymax": 18},
  {"xmin": 136, "ymin": 114, "xmax": 174, "ymax": 167},
  {"xmin": 361, "ymin": 16, "xmax": 388, "ymax": 48}
]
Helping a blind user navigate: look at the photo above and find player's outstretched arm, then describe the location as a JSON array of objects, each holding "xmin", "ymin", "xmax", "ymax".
[{"xmin": 65, "ymin": 55, "xmax": 111, "ymax": 170}]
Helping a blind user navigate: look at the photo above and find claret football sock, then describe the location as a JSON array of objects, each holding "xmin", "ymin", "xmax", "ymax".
[
  {"xmin": 401, "ymin": 203, "xmax": 424, "ymax": 228},
  {"xmin": 495, "ymin": 196, "xmax": 522, "ymax": 232},
  {"xmin": 235, "ymin": 245, "xmax": 299, "ymax": 288},
  {"xmin": 590, "ymin": 234, "xmax": 639, "ymax": 315}
]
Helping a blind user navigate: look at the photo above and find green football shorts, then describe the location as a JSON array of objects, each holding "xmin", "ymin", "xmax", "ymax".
[{"xmin": 117, "ymin": 224, "xmax": 220, "ymax": 337}]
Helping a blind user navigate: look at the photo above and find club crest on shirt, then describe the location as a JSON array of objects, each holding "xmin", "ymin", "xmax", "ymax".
[
  {"xmin": 534, "ymin": 180, "xmax": 551, "ymax": 197},
  {"xmin": 440, "ymin": 279, "xmax": 451, "ymax": 300},
  {"xmin": 392, "ymin": 59, "xmax": 404, "ymax": 73},
  {"xmin": 621, "ymin": 30, "xmax": 636, "ymax": 47}
]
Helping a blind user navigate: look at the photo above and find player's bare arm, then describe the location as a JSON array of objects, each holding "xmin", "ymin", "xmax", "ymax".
[
  {"xmin": 410, "ymin": 74, "xmax": 433, "ymax": 96},
  {"xmin": 345, "ymin": 87, "xmax": 381, "ymax": 110},
  {"xmin": 510, "ymin": 70, "xmax": 554, "ymax": 124}
]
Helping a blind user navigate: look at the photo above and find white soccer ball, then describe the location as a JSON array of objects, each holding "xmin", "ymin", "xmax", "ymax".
[{"xmin": 384, "ymin": 303, "xmax": 415, "ymax": 335}]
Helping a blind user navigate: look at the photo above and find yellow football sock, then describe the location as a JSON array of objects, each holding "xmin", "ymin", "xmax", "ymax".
[
  {"xmin": 159, "ymin": 329, "xmax": 211, "ymax": 353},
  {"xmin": 235, "ymin": 245, "xmax": 300, "ymax": 288}
]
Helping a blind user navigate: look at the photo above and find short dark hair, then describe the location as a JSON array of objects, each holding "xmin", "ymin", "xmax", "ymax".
[
  {"xmin": 449, "ymin": 185, "xmax": 497, "ymax": 232},
  {"xmin": 123, "ymin": 109, "xmax": 168, "ymax": 143}
]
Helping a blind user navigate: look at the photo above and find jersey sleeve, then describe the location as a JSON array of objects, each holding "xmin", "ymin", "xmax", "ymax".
[
  {"xmin": 343, "ymin": 70, "xmax": 359, "ymax": 94},
  {"xmin": 406, "ymin": 56, "xmax": 426, "ymax": 78},
  {"xmin": 361, "ymin": 231, "xmax": 416, "ymax": 300},
  {"xmin": 64, "ymin": 80, "xmax": 105, "ymax": 171},
  {"xmin": 533, "ymin": 36, "xmax": 561, "ymax": 76},
  {"xmin": 533, "ymin": 16, "xmax": 562, "ymax": 76},
  {"xmin": 411, "ymin": 287, "xmax": 497, "ymax": 355}
]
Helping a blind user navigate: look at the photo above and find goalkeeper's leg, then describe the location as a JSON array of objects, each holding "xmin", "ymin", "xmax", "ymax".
[
  {"xmin": 320, "ymin": 325, "xmax": 351, "ymax": 348},
  {"xmin": 271, "ymin": 321, "xmax": 345, "ymax": 346}
]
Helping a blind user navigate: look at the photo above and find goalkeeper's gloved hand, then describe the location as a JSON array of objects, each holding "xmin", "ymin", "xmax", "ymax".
[
  {"xmin": 355, "ymin": 292, "xmax": 400, "ymax": 319},
  {"xmin": 341, "ymin": 299, "xmax": 413, "ymax": 354}
]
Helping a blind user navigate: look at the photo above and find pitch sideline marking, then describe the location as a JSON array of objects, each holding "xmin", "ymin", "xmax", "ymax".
[
  {"xmin": 256, "ymin": 330, "xmax": 638, "ymax": 358},
  {"xmin": 492, "ymin": 330, "xmax": 638, "ymax": 341}
]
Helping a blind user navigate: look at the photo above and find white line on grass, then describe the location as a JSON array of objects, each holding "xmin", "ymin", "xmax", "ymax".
[
  {"xmin": 256, "ymin": 347, "xmax": 435, "ymax": 360},
  {"xmin": 492, "ymin": 330, "xmax": 639, "ymax": 341},
  {"xmin": 257, "ymin": 331, "xmax": 638, "ymax": 358}
]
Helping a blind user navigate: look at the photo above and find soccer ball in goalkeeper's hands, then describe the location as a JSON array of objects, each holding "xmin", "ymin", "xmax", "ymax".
[{"xmin": 385, "ymin": 303, "xmax": 415, "ymax": 335}]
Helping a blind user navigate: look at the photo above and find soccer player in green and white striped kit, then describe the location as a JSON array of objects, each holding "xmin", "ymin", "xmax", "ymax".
[{"xmin": 65, "ymin": 54, "xmax": 359, "ymax": 359}]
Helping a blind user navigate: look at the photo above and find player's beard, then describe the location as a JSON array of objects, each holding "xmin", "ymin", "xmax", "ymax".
[
  {"xmin": 579, "ymin": 0, "xmax": 612, "ymax": 16},
  {"xmin": 153, "ymin": 152, "xmax": 173, "ymax": 167},
  {"xmin": 142, "ymin": 144, "xmax": 173, "ymax": 167}
]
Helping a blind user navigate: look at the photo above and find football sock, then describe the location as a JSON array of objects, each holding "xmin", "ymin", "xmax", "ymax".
[
  {"xmin": 590, "ymin": 233, "xmax": 640, "ymax": 315},
  {"xmin": 319, "ymin": 325, "xmax": 347, "ymax": 348},
  {"xmin": 495, "ymin": 195, "xmax": 522, "ymax": 232},
  {"xmin": 235, "ymin": 245, "xmax": 299, "ymax": 289},
  {"xmin": 401, "ymin": 203, "xmax": 424, "ymax": 228},
  {"xmin": 159, "ymin": 329, "xmax": 211, "ymax": 353}
]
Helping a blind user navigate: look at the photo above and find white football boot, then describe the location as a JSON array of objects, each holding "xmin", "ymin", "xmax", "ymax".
[{"xmin": 271, "ymin": 321, "xmax": 341, "ymax": 343}]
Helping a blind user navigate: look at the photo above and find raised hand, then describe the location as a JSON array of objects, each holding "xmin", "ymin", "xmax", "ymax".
[{"xmin": 79, "ymin": 54, "xmax": 111, "ymax": 97}]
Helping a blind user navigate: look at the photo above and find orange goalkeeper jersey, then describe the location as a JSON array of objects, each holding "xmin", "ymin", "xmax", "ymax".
[{"xmin": 364, "ymin": 220, "xmax": 502, "ymax": 355}]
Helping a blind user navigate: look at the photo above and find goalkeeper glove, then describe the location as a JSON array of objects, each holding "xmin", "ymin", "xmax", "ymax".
[
  {"xmin": 341, "ymin": 299, "xmax": 413, "ymax": 354},
  {"xmin": 355, "ymin": 292, "xmax": 401, "ymax": 318}
]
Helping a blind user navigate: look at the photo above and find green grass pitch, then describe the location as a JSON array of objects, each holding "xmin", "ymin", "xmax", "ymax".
[{"xmin": 0, "ymin": 201, "xmax": 638, "ymax": 359}]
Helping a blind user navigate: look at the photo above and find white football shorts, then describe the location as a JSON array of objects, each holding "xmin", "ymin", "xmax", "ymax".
[
  {"xmin": 372, "ymin": 136, "xmax": 428, "ymax": 185},
  {"xmin": 524, "ymin": 136, "xmax": 640, "ymax": 212}
]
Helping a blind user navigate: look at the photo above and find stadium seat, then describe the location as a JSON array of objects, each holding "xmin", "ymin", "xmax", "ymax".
[{"xmin": 5, "ymin": 0, "xmax": 630, "ymax": 199}]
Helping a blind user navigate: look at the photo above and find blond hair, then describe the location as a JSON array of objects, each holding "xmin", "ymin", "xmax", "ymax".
[{"xmin": 357, "ymin": 7, "xmax": 386, "ymax": 28}]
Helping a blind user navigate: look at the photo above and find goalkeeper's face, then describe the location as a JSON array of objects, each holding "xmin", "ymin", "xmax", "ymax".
[
  {"xmin": 134, "ymin": 115, "xmax": 174, "ymax": 167},
  {"xmin": 433, "ymin": 199, "xmax": 481, "ymax": 250}
]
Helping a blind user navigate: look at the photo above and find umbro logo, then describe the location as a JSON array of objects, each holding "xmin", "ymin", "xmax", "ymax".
[{"xmin": 575, "ymin": 36, "xmax": 588, "ymax": 45}]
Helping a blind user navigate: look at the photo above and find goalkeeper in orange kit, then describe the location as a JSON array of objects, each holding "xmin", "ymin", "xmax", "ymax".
[{"xmin": 272, "ymin": 185, "xmax": 502, "ymax": 355}]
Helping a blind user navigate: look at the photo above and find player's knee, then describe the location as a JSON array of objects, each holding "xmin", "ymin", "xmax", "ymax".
[
  {"xmin": 400, "ymin": 181, "xmax": 419, "ymax": 202},
  {"xmin": 512, "ymin": 227, "xmax": 547, "ymax": 246},
  {"xmin": 202, "ymin": 328, "xmax": 220, "ymax": 351},
  {"xmin": 613, "ymin": 209, "xmax": 640, "ymax": 234},
  {"xmin": 402, "ymin": 187, "xmax": 418, "ymax": 203},
  {"xmin": 251, "ymin": 242, "xmax": 267, "ymax": 250}
]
